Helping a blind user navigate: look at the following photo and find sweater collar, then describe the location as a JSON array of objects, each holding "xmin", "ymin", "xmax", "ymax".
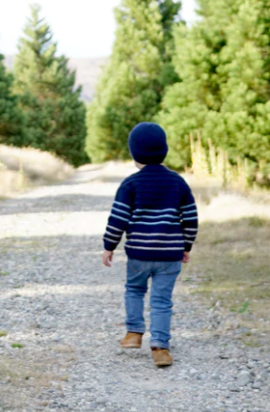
[{"xmin": 140, "ymin": 164, "xmax": 166, "ymax": 172}]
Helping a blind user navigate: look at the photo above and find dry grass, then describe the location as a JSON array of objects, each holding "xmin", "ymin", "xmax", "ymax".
[
  {"xmin": 0, "ymin": 349, "xmax": 73, "ymax": 410},
  {"xmin": 0, "ymin": 145, "xmax": 74, "ymax": 198},
  {"xmin": 0, "ymin": 356, "xmax": 53, "ymax": 409},
  {"xmin": 0, "ymin": 168, "xmax": 26, "ymax": 199},
  {"xmin": 182, "ymin": 175, "xmax": 270, "ymax": 338},
  {"xmin": 190, "ymin": 132, "xmax": 270, "ymax": 190}
]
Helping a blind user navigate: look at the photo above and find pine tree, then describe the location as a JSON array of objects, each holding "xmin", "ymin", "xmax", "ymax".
[
  {"xmin": 86, "ymin": 0, "xmax": 180, "ymax": 163},
  {"xmin": 0, "ymin": 54, "xmax": 25, "ymax": 146},
  {"xmin": 204, "ymin": 0, "xmax": 270, "ymax": 170},
  {"xmin": 158, "ymin": 0, "xmax": 270, "ymax": 175},
  {"xmin": 13, "ymin": 4, "xmax": 88, "ymax": 166},
  {"xmin": 157, "ymin": 0, "xmax": 243, "ymax": 169}
]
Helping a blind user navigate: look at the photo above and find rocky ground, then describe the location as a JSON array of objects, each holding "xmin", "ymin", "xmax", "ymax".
[{"xmin": 0, "ymin": 163, "xmax": 269, "ymax": 412}]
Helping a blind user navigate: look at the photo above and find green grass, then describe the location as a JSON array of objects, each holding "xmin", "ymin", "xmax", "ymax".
[
  {"xmin": 238, "ymin": 301, "xmax": 249, "ymax": 314},
  {"xmin": 0, "ymin": 331, "xmax": 8, "ymax": 337},
  {"xmin": 247, "ymin": 216, "xmax": 269, "ymax": 227},
  {"xmin": 11, "ymin": 343, "xmax": 24, "ymax": 349}
]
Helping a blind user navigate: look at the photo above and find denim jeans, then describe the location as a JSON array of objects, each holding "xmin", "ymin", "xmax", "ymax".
[{"xmin": 125, "ymin": 259, "xmax": 181, "ymax": 349}]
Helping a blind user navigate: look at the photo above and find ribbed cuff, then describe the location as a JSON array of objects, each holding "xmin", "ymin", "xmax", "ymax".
[
  {"xmin": 104, "ymin": 240, "xmax": 117, "ymax": 251},
  {"xmin": 184, "ymin": 243, "xmax": 192, "ymax": 252}
]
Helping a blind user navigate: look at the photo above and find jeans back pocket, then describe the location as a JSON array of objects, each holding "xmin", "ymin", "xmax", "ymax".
[
  {"xmin": 127, "ymin": 258, "xmax": 147, "ymax": 274},
  {"xmin": 160, "ymin": 261, "xmax": 181, "ymax": 275}
]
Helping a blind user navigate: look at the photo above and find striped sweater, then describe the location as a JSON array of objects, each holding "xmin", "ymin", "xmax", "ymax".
[{"xmin": 103, "ymin": 164, "xmax": 198, "ymax": 261}]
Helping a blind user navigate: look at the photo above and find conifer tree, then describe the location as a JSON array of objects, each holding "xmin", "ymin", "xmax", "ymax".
[
  {"xmin": 158, "ymin": 0, "xmax": 270, "ymax": 174},
  {"xmin": 14, "ymin": 4, "xmax": 87, "ymax": 166},
  {"xmin": 86, "ymin": 0, "xmax": 180, "ymax": 163},
  {"xmin": 0, "ymin": 54, "xmax": 25, "ymax": 146},
  {"xmin": 205, "ymin": 0, "xmax": 270, "ymax": 170},
  {"xmin": 158, "ymin": 0, "xmax": 242, "ymax": 169}
]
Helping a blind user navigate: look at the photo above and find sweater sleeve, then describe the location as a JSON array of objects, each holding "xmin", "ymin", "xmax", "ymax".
[
  {"xmin": 103, "ymin": 183, "xmax": 133, "ymax": 251},
  {"xmin": 180, "ymin": 188, "xmax": 198, "ymax": 252}
]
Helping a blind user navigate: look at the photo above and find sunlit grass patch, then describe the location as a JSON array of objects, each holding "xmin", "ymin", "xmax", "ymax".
[{"xmin": 0, "ymin": 144, "xmax": 74, "ymax": 198}]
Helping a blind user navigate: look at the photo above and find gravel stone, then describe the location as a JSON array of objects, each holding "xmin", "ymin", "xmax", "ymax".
[
  {"xmin": 0, "ymin": 163, "xmax": 269, "ymax": 411},
  {"xmin": 96, "ymin": 397, "xmax": 107, "ymax": 405},
  {"xmin": 228, "ymin": 384, "xmax": 241, "ymax": 392},
  {"xmin": 238, "ymin": 371, "xmax": 253, "ymax": 386},
  {"xmin": 252, "ymin": 381, "xmax": 263, "ymax": 390}
]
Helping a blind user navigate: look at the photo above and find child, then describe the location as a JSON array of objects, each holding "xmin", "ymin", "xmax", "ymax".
[{"xmin": 102, "ymin": 122, "xmax": 198, "ymax": 367}]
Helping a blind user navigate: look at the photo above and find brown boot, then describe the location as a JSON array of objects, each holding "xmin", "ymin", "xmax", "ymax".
[
  {"xmin": 120, "ymin": 332, "xmax": 143, "ymax": 348},
  {"xmin": 152, "ymin": 348, "xmax": 173, "ymax": 366}
]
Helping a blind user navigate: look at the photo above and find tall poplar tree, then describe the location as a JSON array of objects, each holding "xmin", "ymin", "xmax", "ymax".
[
  {"xmin": 14, "ymin": 4, "xmax": 88, "ymax": 166},
  {"xmin": 0, "ymin": 54, "xmax": 25, "ymax": 146},
  {"xmin": 86, "ymin": 0, "xmax": 180, "ymax": 163}
]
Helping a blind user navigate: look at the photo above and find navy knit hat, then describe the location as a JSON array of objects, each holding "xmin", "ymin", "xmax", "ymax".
[{"xmin": 128, "ymin": 122, "xmax": 168, "ymax": 164}]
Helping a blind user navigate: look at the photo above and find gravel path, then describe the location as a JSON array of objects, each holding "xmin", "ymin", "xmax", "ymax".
[{"xmin": 0, "ymin": 163, "xmax": 269, "ymax": 412}]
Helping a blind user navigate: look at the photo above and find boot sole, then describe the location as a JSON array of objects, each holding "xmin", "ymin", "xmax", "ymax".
[
  {"xmin": 154, "ymin": 361, "xmax": 173, "ymax": 366},
  {"xmin": 120, "ymin": 343, "xmax": 141, "ymax": 348}
]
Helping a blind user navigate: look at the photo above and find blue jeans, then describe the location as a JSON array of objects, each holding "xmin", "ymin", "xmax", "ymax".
[{"xmin": 125, "ymin": 259, "xmax": 181, "ymax": 349}]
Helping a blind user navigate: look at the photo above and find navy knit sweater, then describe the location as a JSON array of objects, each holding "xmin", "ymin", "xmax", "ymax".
[{"xmin": 103, "ymin": 164, "xmax": 198, "ymax": 261}]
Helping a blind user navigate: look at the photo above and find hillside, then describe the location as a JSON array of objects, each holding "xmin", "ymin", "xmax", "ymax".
[
  {"xmin": 3, "ymin": 55, "xmax": 108, "ymax": 102},
  {"xmin": 68, "ymin": 57, "xmax": 108, "ymax": 101}
]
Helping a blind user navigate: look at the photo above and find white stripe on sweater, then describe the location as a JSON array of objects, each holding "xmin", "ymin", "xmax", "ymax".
[
  {"xmin": 182, "ymin": 217, "xmax": 197, "ymax": 221},
  {"xmin": 182, "ymin": 209, "xmax": 197, "ymax": 215},
  {"xmin": 127, "ymin": 232, "xmax": 184, "ymax": 237},
  {"xmin": 103, "ymin": 237, "xmax": 119, "ymax": 243},
  {"xmin": 114, "ymin": 201, "xmax": 131, "ymax": 209},
  {"xmin": 133, "ymin": 214, "xmax": 179, "ymax": 220},
  {"xmin": 112, "ymin": 207, "xmax": 130, "ymax": 216},
  {"xmin": 129, "ymin": 221, "xmax": 181, "ymax": 225},
  {"xmin": 107, "ymin": 225, "xmax": 123, "ymax": 232},
  {"xmin": 106, "ymin": 230, "xmax": 122, "ymax": 238},
  {"xmin": 111, "ymin": 213, "xmax": 129, "ymax": 222},
  {"xmin": 183, "ymin": 233, "xmax": 196, "ymax": 238},
  {"xmin": 134, "ymin": 208, "xmax": 178, "ymax": 213},
  {"xmin": 180, "ymin": 203, "xmax": 196, "ymax": 209},
  {"xmin": 184, "ymin": 228, "xmax": 197, "ymax": 231},
  {"xmin": 125, "ymin": 245, "xmax": 184, "ymax": 251},
  {"xmin": 127, "ymin": 239, "xmax": 184, "ymax": 244}
]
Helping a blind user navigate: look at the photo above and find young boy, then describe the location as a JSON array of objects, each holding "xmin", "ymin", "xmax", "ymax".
[{"xmin": 102, "ymin": 122, "xmax": 198, "ymax": 367}]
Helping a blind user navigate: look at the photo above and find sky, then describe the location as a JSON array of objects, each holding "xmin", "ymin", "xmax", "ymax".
[{"xmin": 0, "ymin": 0, "xmax": 197, "ymax": 58}]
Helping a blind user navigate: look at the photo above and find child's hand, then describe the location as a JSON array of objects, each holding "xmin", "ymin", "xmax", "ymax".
[
  {"xmin": 103, "ymin": 250, "xmax": 114, "ymax": 267},
  {"xmin": 181, "ymin": 251, "xmax": 190, "ymax": 263}
]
